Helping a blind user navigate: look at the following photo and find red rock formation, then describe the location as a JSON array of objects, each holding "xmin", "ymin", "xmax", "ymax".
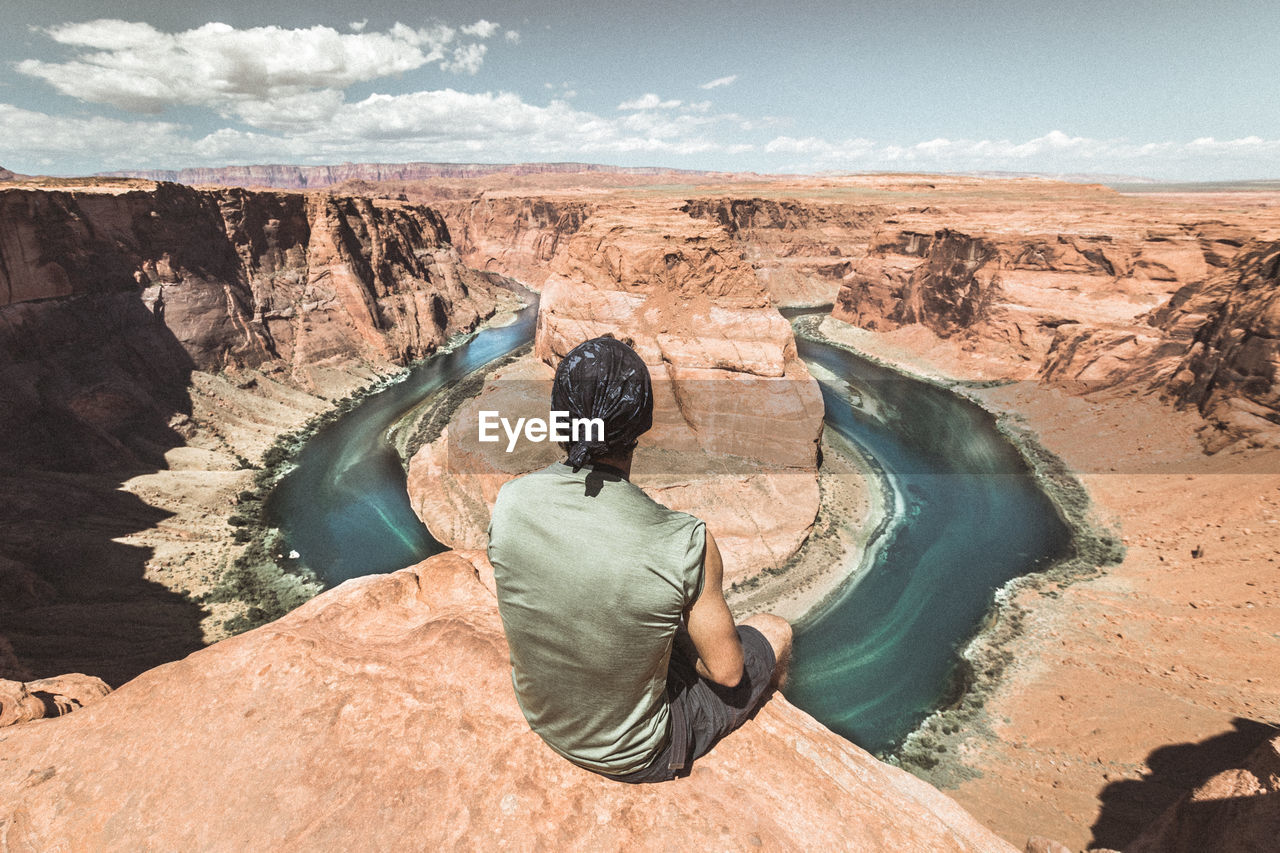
[
  {"xmin": 0, "ymin": 550, "xmax": 1016, "ymax": 851},
  {"xmin": 0, "ymin": 673, "xmax": 111, "ymax": 727},
  {"xmin": 1037, "ymin": 239, "xmax": 1280, "ymax": 448},
  {"xmin": 0, "ymin": 180, "xmax": 509, "ymax": 685},
  {"xmin": 0, "ymin": 182, "xmax": 506, "ymax": 470},
  {"xmin": 0, "ymin": 182, "xmax": 501, "ymax": 370},
  {"xmin": 438, "ymin": 195, "xmax": 594, "ymax": 288}
]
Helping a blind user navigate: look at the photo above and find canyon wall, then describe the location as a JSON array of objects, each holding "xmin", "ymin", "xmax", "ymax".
[
  {"xmin": 682, "ymin": 197, "xmax": 882, "ymax": 306},
  {"xmin": 0, "ymin": 180, "xmax": 508, "ymax": 684},
  {"xmin": 437, "ymin": 195, "xmax": 594, "ymax": 288}
]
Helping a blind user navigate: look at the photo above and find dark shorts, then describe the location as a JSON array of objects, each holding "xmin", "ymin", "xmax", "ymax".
[{"xmin": 603, "ymin": 624, "xmax": 777, "ymax": 783}]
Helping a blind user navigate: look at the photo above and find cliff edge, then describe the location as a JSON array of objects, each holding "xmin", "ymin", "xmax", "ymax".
[{"xmin": 0, "ymin": 550, "xmax": 1015, "ymax": 851}]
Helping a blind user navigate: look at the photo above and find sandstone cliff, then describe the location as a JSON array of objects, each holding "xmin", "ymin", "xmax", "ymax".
[
  {"xmin": 0, "ymin": 180, "xmax": 509, "ymax": 684},
  {"xmin": 1036, "ymin": 238, "xmax": 1280, "ymax": 449},
  {"xmin": 438, "ymin": 195, "xmax": 594, "ymax": 288},
  {"xmin": 0, "ymin": 550, "xmax": 1016, "ymax": 852}
]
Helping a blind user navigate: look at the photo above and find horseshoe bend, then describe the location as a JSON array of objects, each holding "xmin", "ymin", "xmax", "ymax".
[{"xmin": 1, "ymin": 169, "xmax": 1278, "ymax": 851}]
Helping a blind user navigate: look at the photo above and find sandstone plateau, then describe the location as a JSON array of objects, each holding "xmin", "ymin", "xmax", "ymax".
[{"xmin": 0, "ymin": 551, "xmax": 1014, "ymax": 852}]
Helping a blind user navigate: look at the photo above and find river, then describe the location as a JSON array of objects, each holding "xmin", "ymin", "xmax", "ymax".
[{"xmin": 267, "ymin": 304, "xmax": 1071, "ymax": 755}]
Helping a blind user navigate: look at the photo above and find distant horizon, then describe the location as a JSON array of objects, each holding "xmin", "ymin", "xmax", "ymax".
[
  {"xmin": 4, "ymin": 2, "xmax": 1278, "ymax": 181},
  {"xmin": 10, "ymin": 157, "xmax": 1280, "ymax": 188}
]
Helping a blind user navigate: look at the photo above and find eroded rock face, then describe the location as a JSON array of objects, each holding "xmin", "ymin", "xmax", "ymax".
[
  {"xmin": 0, "ymin": 183, "xmax": 506, "ymax": 472},
  {"xmin": 683, "ymin": 197, "xmax": 882, "ymax": 306},
  {"xmin": 0, "ymin": 551, "xmax": 1015, "ymax": 852},
  {"xmin": 1035, "ymin": 239, "xmax": 1280, "ymax": 448},
  {"xmin": 440, "ymin": 195, "xmax": 593, "ymax": 288},
  {"xmin": 408, "ymin": 201, "xmax": 824, "ymax": 584},
  {"xmin": 1162, "ymin": 240, "xmax": 1280, "ymax": 445},
  {"xmin": 0, "ymin": 183, "xmax": 501, "ymax": 370},
  {"xmin": 0, "ymin": 180, "xmax": 508, "ymax": 684}
]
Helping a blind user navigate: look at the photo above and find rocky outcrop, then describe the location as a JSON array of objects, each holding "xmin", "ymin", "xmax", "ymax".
[
  {"xmin": 1161, "ymin": 240, "xmax": 1280, "ymax": 444},
  {"xmin": 0, "ymin": 550, "xmax": 1016, "ymax": 851},
  {"xmin": 1036, "ymin": 239, "xmax": 1280, "ymax": 448},
  {"xmin": 1127, "ymin": 733, "xmax": 1280, "ymax": 853},
  {"xmin": 0, "ymin": 673, "xmax": 111, "ymax": 727},
  {"xmin": 683, "ymin": 197, "xmax": 882, "ymax": 306},
  {"xmin": 0, "ymin": 182, "xmax": 506, "ymax": 471},
  {"xmin": 408, "ymin": 201, "xmax": 824, "ymax": 585},
  {"xmin": 99, "ymin": 162, "xmax": 713, "ymax": 189}
]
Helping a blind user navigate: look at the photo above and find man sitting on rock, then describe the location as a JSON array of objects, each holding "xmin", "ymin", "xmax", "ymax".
[{"xmin": 487, "ymin": 335, "xmax": 793, "ymax": 782}]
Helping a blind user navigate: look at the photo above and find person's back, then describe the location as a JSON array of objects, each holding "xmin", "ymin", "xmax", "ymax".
[
  {"xmin": 488, "ymin": 461, "xmax": 705, "ymax": 774},
  {"xmin": 487, "ymin": 335, "xmax": 793, "ymax": 782}
]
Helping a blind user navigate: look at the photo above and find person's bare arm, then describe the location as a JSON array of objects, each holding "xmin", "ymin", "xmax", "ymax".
[{"xmin": 685, "ymin": 529, "xmax": 744, "ymax": 687}]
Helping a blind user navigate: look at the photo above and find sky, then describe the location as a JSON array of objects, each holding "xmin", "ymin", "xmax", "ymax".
[{"xmin": 2, "ymin": 0, "xmax": 1277, "ymax": 180}]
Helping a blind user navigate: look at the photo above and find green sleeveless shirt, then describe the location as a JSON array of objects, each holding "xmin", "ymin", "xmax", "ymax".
[{"xmin": 487, "ymin": 461, "xmax": 706, "ymax": 774}]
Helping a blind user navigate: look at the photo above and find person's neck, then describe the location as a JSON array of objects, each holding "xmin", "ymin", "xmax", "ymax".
[{"xmin": 588, "ymin": 451, "xmax": 633, "ymax": 480}]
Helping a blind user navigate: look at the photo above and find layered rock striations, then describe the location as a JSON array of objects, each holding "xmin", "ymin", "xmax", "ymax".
[
  {"xmin": 0, "ymin": 550, "xmax": 1016, "ymax": 852},
  {"xmin": 438, "ymin": 195, "xmax": 594, "ymax": 288}
]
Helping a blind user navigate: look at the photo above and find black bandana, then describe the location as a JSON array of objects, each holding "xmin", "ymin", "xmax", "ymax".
[{"xmin": 551, "ymin": 336, "xmax": 653, "ymax": 468}]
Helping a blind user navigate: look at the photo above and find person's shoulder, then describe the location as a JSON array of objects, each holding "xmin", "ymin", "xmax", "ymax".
[{"xmin": 492, "ymin": 463, "xmax": 560, "ymax": 509}]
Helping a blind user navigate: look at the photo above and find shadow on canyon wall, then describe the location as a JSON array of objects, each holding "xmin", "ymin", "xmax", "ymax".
[
  {"xmin": 1088, "ymin": 716, "xmax": 1280, "ymax": 850},
  {"xmin": 0, "ymin": 293, "xmax": 209, "ymax": 686}
]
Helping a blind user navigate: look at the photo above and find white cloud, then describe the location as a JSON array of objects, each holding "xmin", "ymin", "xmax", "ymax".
[
  {"xmin": 441, "ymin": 43, "xmax": 487, "ymax": 75},
  {"xmin": 700, "ymin": 75, "xmax": 738, "ymax": 90},
  {"xmin": 349, "ymin": 19, "xmax": 368, "ymax": 33},
  {"xmin": 505, "ymin": 30, "xmax": 522, "ymax": 44},
  {"xmin": 17, "ymin": 19, "xmax": 491, "ymax": 119},
  {"xmin": 461, "ymin": 20, "xmax": 500, "ymax": 39},
  {"xmin": 618, "ymin": 93, "xmax": 682, "ymax": 111},
  {"xmin": 761, "ymin": 130, "xmax": 1280, "ymax": 178}
]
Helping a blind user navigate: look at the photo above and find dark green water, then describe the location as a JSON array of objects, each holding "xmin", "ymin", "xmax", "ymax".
[{"xmin": 267, "ymin": 308, "xmax": 1071, "ymax": 755}]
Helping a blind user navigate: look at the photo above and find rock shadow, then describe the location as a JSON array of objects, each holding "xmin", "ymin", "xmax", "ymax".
[
  {"xmin": 0, "ymin": 292, "xmax": 209, "ymax": 686},
  {"xmin": 1088, "ymin": 716, "xmax": 1280, "ymax": 850}
]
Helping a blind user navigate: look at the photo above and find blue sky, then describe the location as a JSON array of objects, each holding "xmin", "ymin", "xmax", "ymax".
[{"xmin": 3, "ymin": 0, "xmax": 1277, "ymax": 179}]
